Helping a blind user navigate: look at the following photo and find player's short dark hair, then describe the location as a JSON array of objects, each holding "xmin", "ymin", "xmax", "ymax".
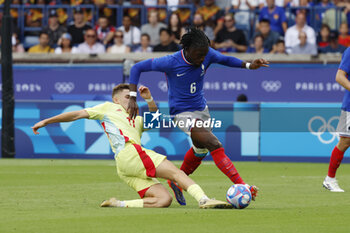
[
  {"xmin": 259, "ymin": 18, "xmax": 270, "ymax": 24},
  {"xmin": 112, "ymin": 83, "xmax": 129, "ymax": 98},
  {"xmin": 180, "ymin": 27, "xmax": 210, "ymax": 50}
]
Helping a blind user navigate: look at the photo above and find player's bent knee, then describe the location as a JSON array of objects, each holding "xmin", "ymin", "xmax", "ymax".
[
  {"xmin": 158, "ymin": 194, "xmax": 173, "ymax": 208},
  {"xmin": 206, "ymin": 139, "xmax": 222, "ymax": 151},
  {"xmin": 338, "ymin": 137, "xmax": 350, "ymax": 151}
]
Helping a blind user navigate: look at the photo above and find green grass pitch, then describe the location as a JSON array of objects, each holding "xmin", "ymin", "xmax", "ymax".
[{"xmin": 0, "ymin": 159, "xmax": 350, "ymax": 233}]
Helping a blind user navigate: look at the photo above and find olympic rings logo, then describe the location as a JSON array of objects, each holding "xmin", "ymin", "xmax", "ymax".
[
  {"xmin": 308, "ymin": 116, "xmax": 340, "ymax": 144},
  {"xmin": 261, "ymin": 81, "xmax": 282, "ymax": 92},
  {"xmin": 54, "ymin": 82, "xmax": 75, "ymax": 93}
]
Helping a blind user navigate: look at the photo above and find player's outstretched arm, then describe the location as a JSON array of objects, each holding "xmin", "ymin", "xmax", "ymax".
[
  {"xmin": 128, "ymin": 59, "xmax": 154, "ymax": 119},
  {"xmin": 210, "ymin": 48, "xmax": 269, "ymax": 70},
  {"xmin": 138, "ymin": 85, "xmax": 158, "ymax": 112},
  {"xmin": 247, "ymin": 58, "xmax": 269, "ymax": 70},
  {"xmin": 336, "ymin": 69, "xmax": 350, "ymax": 91},
  {"xmin": 32, "ymin": 110, "xmax": 89, "ymax": 135}
]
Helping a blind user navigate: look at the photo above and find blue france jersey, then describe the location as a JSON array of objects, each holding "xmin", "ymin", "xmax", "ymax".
[
  {"xmin": 339, "ymin": 47, "xmax": 350, "ymax": 111},
  {"xmin": 129, "ymin": 47, "xmax": 243, "ymax": 115},
  {"xmin": 150, "ymin": 48, "xmax": 243, "ymax": 115}
]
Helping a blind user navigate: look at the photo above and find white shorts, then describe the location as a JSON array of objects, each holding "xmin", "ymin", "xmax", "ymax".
[
  {"xmin": 337, "ymin": 110, "xmax": 350, "ymax": 137},
  {"xmin": 173, "ymin": 106, "xmax": 211, "ymax": 155},
  {"xmin": 173, "ymin": 106, "xmax": 211, "ymax": 136}
]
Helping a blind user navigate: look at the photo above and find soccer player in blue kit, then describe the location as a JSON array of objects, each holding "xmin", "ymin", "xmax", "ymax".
[
  {"xmin": 128, "ymin": 28, "xmax": 269, "ymax": 205},
  {"xmin": 323, "ymin": 47, "xmax": 350, "ymax": 192}
]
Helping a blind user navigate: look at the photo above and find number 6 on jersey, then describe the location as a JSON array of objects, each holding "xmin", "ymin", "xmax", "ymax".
[{"xmin": 190, "ymin": 82, "xmax": 196, "ymax": 94}]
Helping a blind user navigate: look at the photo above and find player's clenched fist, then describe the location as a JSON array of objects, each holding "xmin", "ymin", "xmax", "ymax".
[{"xmin": 139, "ymin": 85, "xmax": 151, "ymax": 100}]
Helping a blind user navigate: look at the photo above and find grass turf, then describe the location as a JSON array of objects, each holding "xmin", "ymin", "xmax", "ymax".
[{"xmin": 0, "ymin": 159, "xmax": 349, "ymax": 233}]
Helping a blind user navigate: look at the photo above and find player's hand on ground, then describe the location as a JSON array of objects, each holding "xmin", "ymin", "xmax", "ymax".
[
  {"xmin": 250, "ymin": 59, "xmax": 269, "ymax": 69},
  {"xmin": 31, "ymin": 121, "xmax": 47, "ymax": 135},
  {"xmin": 127, "ymin": 98, "xmax": 139, "ymax": 119},
  {"xmin": 138, "ymin": 85, "xmax": 151, "ymax": 100}
]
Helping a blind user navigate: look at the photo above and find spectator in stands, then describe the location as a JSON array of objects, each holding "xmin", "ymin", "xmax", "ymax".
[
  {"xmin": 167, "ymin": 0, "xmax": 180, "ymax": 11},
  {"xmin": 141, "ymin": 10, "xmax": 167, "ymax": 46},
  {"xmin": 317, "ymin": 24, "xmax": 331, "ymax": 49},
  {"xmin": 168, "ymin": 12, "xmax": 186, "ymax": 44},
  {"xmin": 157, "ymin": 0, "xmax": 168, "ymax": 22},
  {"xmin": 75, "ymin": 28, "xmax": 105, "ymax": 54},
  {"xmin": 196, "ymin": 0, "xmax": 224, "ymax": 35},
  {"xmin": 43, "ymin": 9, "xmax": 67, "ymax": 48},
  {"xmin": 322, "ymin": 0, "xmax": 347, "ymax": 31},
  {"xmin": 290, "ymin": 31, "xmax": 317, "ymax": 55},
  {"xmin": 253, "ymin": 19, "xmax": 279, "ymax": 52},
  {"xmin": 285, "ymin": 12, "xmax": 316, "ymax": 54},
  {"xmin": 270, "ymin": 39, "xmax": 287, "ymax": 54},
  {"xmin": 144, "ymin": 0, "xmax": 157, "ymax": 5},
  {"xmin": 192, "ymin": 13, "xmax": 215, "ymax": 43},
  {"xmin": 338, "ymin": 22, "xmax": 350, "ymax": 47},
  {"xmin": 174, "ymin": 0, "xmax": 192, "ymax": 25},
  {"xmin": 258, "ymin": 0, "xmax": 287, "ymax": 36},
  {"xmin": 291, "ymin": 0, "xmax": 312, "ymax": 25},
  {"xmin": 25, "ymin": 7, "xmax": 43, "ymax": 29},
  {"xmin": 320, "ymin": 31, "xmax": 347, "ymax": 53},
  {"xmin": 23, "ymin": 3, "xmax": 44, "ymax": 48},
  {"xmin": 95, "ymin": 15, "xmax": 116, "ymax": 46},
  {"xmin": 12, "ymin": 33, "xmax": 25, "ymax": 53},
  {"xmin": 55, "ymin": 33, "xmax": 78, "ymax": 54},
  {"xmin": 214, "ymin": 13, "xmax": 248, "ymax": 52},
  {"xmin": 107, "ymin": 30, "xmax": 131, "ymax": 53},
  {"xmin": 247, "ymin": 35, "xmax": 269, "ymax": 53},
  {"xmin": 258, "ymin": 0, "xmax": 289, "ymax": 8},
  {"xmin": 133, "ymin": 33, "xmax": 153, "ymax": 53},
  {"xmin": 226, "ymin": 0, "xmax": 258, "ymax": 31},
  {"xmin": 118, "ymin": 15, "xmax": 141, "ymax": 47},
  {"xmin": 68, "ymin": 7, "xmax": 92, "ymax": 46},
  {"xmin": 98, "ymin": 0, "xmax": 117, "ymax": 26},
  {"xmin": 153, "ymin": 28, "xmax": 180, "ymax": 52},
  {"xmin": 344, "ymin": 1, "xmax": 350, "ymax": 29},
  {"xmin": 314, "ymin": 0, "xmax": 334, "ymax": 23},
  {"xmin": 28, "ymin": 31, "xmax": 54, "ymax": 53}
]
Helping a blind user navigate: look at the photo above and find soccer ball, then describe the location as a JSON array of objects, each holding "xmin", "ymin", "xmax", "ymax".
[{"xmin": 226, "ymin": 184, "xmax": 252, "ymax": 209}]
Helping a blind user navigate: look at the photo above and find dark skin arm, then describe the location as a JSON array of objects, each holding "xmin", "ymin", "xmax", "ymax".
[
  {"xmin": 127, "ymin": 58, "xmax": 268, "ymax": 119},
  {"xmin": 242, "ymin": 59, "xmax": 269, "ymax": 69},
  {"xmin": 128, "ymin": 83, "xmax": 138, "ymax": 119}
]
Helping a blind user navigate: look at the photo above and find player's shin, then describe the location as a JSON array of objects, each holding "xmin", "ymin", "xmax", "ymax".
[
  {"xmin": 328, "ymin": 146, "xmax": 345, "ymax": 178},
  {"xmin": 211, "ymin": 147, "xmax": 245, "ymax": 184},
  {"xmin": 180, "ymin": 147, "xmax": 207, "ymax": 175},
  {"xmin": 186, "ymin": 184, "xmax": 209, "ymax": 203}
]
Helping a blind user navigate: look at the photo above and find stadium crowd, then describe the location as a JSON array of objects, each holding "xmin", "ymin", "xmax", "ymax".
[{"xmin": 1, "ymin": 0, "xmax": 350, "ymax": 54}]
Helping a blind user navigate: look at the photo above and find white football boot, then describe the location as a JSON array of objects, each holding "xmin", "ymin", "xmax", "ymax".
[
  {"xmin": 100, "ymin": 197, "xmax": 123, "ymax": 207},
  {"xmin": 323, "ymin": 176, "xmax": 345, "ymax": 192}
]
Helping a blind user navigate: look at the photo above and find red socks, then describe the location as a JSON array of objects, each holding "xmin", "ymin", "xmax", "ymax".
[
  {"xmin": 211, "ymin": 147, "xmax": 245, "ymax": 184},
  {"xmin": 328, "ymin": 146, "xmax": 344, "ymax": 178},
  {"xmin": 180, "ymin": 148, "xmax": 204, "ymax": 175},
  {"xmin": 180, "ymin": 147, "xmax": 245, "ymax": 185}
]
